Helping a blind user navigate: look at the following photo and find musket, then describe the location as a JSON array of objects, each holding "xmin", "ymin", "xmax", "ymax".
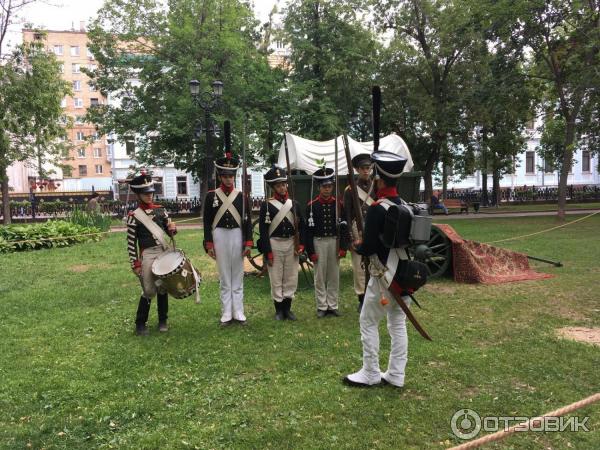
[
  {"xmin": 372, "ymin": 86, "xmax": 381, "ymax": 153},
  {"xmin": 283, "ymin": 133, "xmax": 300, "ymax": 251},
  {"xmin": 342, "ymin": 133, "xmax": 370, "ymax": 284},
  {"xmin": 335, "ymin": 136, "xmax": 340, "ymax": 255}
]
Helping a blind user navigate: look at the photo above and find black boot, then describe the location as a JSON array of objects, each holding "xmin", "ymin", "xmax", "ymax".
[
  {"xmin": 283, "ymin": 297, "xmax": 297, "ymax": 321},
  {"xmin": 157, "ymin": 292, "xmax": 169, "ymax": 332},
  {"xmin": 274, "ymin": 301, "xmax": 285, "ymax": 320},
  {"xmin": 135, "ymin": 296, "xmax": 151, "ymax": 335},
  {"xmin": 357, "ymin": 294, "xmax": 364, "ymax": 313}
]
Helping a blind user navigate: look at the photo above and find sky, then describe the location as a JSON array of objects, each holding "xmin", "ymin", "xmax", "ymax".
[{"xmin": 2, "ymin": 0, "xmax": 281, "ymax": 53}]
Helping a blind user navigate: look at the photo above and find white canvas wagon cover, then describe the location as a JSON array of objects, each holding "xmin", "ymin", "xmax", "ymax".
[{"xmin": 276, "ymin": 133, "xmax": 414, "ymax": 175}]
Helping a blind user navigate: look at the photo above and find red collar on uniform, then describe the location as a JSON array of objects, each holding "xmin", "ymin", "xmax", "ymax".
[
  {"xmin": 220, "ymin": 183, "xmax": 234, "ymax": 194},
  {"xmin": 376, "ymin": 186, "xmax": 398, "ymax": 199},
  {"xmin": 274, "ymin": 192, "xmax": 289, "ymax": 202},
  {"xmin": 318, "ymin": 194, "xmax": 335, "ymax": 204},
  {"xmin": 140, "ymin": 201, "xmax": 158, "ymax": 210}
]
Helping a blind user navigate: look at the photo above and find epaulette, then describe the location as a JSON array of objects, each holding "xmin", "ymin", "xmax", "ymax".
[
  {"xmin": 372, "ymin": 200, "xmax": 383, "ymax": 206},
  {"xmin": 128, "ymin": 211, "xmax": 135, "ymax": 216}
]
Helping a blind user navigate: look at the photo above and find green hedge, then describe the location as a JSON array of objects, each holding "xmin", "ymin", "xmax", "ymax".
[{"xmin": 0, "ymin": 221, "xmax": 103, "ymax": 253}]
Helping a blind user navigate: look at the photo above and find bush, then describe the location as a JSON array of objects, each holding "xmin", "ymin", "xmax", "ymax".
[
  {"xmin": 0, "ymin": 221, "xmax": 103, "ymax": 253},
  {"xmin": 67, "ymin": 208, "xmax": 112, "ymax": 232},
  {"xmin": 37, "ymin": 200, "xmax": 69, "ymax": 215}
]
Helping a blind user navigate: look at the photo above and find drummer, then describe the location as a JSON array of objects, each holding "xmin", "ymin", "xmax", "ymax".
[{"xmin": 126, "ymin": 173, "xmax": 177, "ymax": 336}]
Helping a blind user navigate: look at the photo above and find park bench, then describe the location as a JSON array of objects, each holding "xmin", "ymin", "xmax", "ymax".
[{"xmin": 430, "ymin": 198, "xmax": 476, "ymax": 214}]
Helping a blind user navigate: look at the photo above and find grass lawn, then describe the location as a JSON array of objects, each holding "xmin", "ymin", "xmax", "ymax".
[
  {"xmin": 455, "ymin": 202, "xmax": 600, "ymax": 214},
  {"xmin": 1, "ymin": 215, "xmax": 599, "ymax": 449}
]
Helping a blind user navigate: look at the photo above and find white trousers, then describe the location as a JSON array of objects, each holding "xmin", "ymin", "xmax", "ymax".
[
  {"xmin": 359, "ymin": 277, "xmax": 409, "ymax": 386},
  {"xmin": 140, "ymin": 245, "xmax": 167, "ymax": 298},
  {"xmin": 313, "ymin": 237, "xmax": 339, "ymax": 310},
  {"xmin": 350, "ymin": 250, "xmax": 366, "ymax": 295},
  {"xmin": 213, "ymin": 227, "xmax": 245, "ymax": 322},
  {"xmin": 267, "ymin": 237, "xmax": 299, "ymax": 302}
]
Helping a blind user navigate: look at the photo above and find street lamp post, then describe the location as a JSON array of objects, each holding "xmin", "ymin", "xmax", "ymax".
[{"xmin": 189, "ymin": 79, "xmax": 223, "ymax": 196}]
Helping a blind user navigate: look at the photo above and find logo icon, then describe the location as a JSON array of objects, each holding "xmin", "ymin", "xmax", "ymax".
[{"xmin": 451, "ymin": 409, "xmax": 481, "ymax": 440}]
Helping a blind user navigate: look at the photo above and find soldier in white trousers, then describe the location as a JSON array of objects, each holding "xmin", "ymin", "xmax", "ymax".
[
  {"xmin": 258, "ymin": 166, "xmax": 305, "ymax": 320},
  {"xmin": 344, "ymin": 151, "xmax": 412, "ymax": 388},
  {"xmin": 305, "ymin": 167, "xmax": 349, "ymax": 317},
  {"xmin": 203, "ymin": 149, "xmax": 252, "ymax": 326},
  {"xmin": 343, "ymin": 153, "xmax": 376, "ymax": 313}
]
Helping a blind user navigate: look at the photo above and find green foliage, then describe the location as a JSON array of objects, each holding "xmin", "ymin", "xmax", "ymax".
[
  {"xmin": 36, "ymin": 200, "xmax": 69, "ymax": 215},
  {"xmin": 67, "ymin": 208, "xmax": 113, "ymax": 232},
  {"xmin": 0, "ymin": 221, "xmax": 102, "ymax": 253},
  {"xmin": 282, "ymin": 0, "xmax": 381, "ymax": 140},
  {"xmin": 86, "ymin": 0, "xmax": 285, "ymax": 184}
]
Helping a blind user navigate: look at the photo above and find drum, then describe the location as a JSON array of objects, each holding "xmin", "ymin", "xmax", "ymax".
[{"xmin": 152, "ymin": 249, "xmax": 201, "ymax": 299}]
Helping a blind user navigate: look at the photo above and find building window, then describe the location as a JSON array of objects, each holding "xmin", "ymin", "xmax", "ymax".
[
  {"xmin": 72, "ymin": 80, "xmax": 81, "ymax": 91},
  {"xmin": 153, "ymin": 178, "xmax": 164, "ymax": 196},
  {"xmin": 95, "ymin": 164, "xmax": 103, "ymax": 174},
  {"xmin": 74, "ymin": 98, "xmax": 83, "ymax": 108},
  {"xmin": 58, "ymin": 63, "xmax": 64, "ymax": 73},
  {"xmin": 72, "ymin": 63, "xmax": 80, "ymax": 73},
  {"xmin": 126, "ymin": 141, "xmax": 135, "ymax": 157},
  {"xmin": 90, "ymin": 98, "xmax": 100, "ymax": 107},
  {"xmin": 93, "ymin": 147, "xmax": 102, "ymax": 158},
  {"xmin": 74, "ymin": 115, "xmax": 84, "ymax": 125},
  {"xmin": 526, "ymin": 118, "xmax": 535, "ymax": 130},
  {"xmin": 177, "ymin": 176, "xmax": 188, "ymax": 196},
  {"xmin": 79, "ymin": 165, "xmax": 87, "ymax": 176},
  {"xmin": 77, "ymin": 148, "xmax": 86, "ymax": 158},
  {"xmin": 582, "ymin": 150, "xmax": 591, "ymax": 172},
  {"xmin": 544, "ymin": 158, "xmax": 555, "ymax": 173},
  {"xmin": 76, "ymin": 131, "xmax": 85, "ymax": 141},
  {"xmin": 60, "ymin": 97, "xmax": 67, "ymax": 108},
  {"xmin": 88, "ymin": 82, "xmax": 97, "ymax": 92},
  {"xmin": 86, "ymin": 48, "xmax": 94, "ymax": 59},
  {"xmin": 92, "ymin": 132, "xmax": 100, "ymax": 141},
  {"xmin": 70, "ymin": 46, "xmax": 80, "ymax": 56},
  {"xmin": 87, "ymin": 64, "xmax": 97, "ymax": 72},
  {"xmin": 53, "ymin": 45, "xmax": 63, "ymax": 55},
  {"xmin": 526, "ymin": 151, "xmax": 535, "ymax": 173}
]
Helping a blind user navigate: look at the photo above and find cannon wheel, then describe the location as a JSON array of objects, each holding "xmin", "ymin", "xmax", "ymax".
[
  {"xmin": 247, "ymin": 219, "xmax": 315, "ymax": 286},
  {"xmin": 408, "ymin": 225, "xmax": 452, "ymax": 278}
]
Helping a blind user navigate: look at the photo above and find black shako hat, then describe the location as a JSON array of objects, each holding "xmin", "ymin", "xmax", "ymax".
[
  {"xmin": 129, "ymin": 173, "xmax": 155, "ymax": 193},
  {"xmin": 264, "ymin": 165, "xmax": 288, "ymax": 185},
  {"xmin": 215, "ymin": 154, "xmax": 239, "ymax": 176},
  {"xmin": 351, "ymin": 153, "xmax": 372, "ymax": 169},
  {"xmin": 312, "ymin": 167, "xmax": 335, "ymax": 185},
  {"xmin": 371, "ymin": 151, "xmax": 407, "ymax": 179}
]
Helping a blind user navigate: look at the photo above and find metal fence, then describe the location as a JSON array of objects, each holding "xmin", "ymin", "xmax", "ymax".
[
  {"xmin": 422, "ymin": 184, "xmax": 600, "ymax": 205},
  {"xmin": 3, "ymin": 185, "xmax": 599, "ymax": 221}
]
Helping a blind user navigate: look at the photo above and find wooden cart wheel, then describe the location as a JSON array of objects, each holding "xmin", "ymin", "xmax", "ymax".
[
  {"xmin": 247, "ymin": 218, "xmax": 265, "ymax": 272},
  {"xmin": 408, "ymin": 225, "xmax": 452, "ymax": 278}
]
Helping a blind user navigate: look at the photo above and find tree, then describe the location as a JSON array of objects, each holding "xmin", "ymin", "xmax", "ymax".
[
  {"xmin": 86, "ymin": 0, "xmax": 286, "ymax": 198},
  {"xmin": 461, "ymin": 41, "xmax": 534, "ymax": 206},
  {"xmin": 282, "ymin": 0, "xmax": 381, "ymax": 141},
  {"xmin": 373, "ymin": 0, "xmax": 482, "ymax": 202},
  {"xmin": 0, "ymin": 36, "xmax": 71, "ymax": 224},
  {"xmin": 500, "ymin": 0, "xmax": 600, "ymax": 219}
]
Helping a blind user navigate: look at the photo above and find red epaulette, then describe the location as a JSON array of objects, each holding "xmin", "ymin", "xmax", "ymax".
[
  {"xmin": 128, "ymin": 211, "xmax": 135, "ymax": 216},
  {"xmin": 372, "ymin": 200, "xmax": 383, "ymax": 206},
  {"xmin": 208, "ymin": 189, "xmax": 216, "ymax": 193}
]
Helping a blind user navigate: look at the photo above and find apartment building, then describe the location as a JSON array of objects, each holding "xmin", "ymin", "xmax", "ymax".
[{"xmin": 22, "ymin": 26, "xmax": 112, "ymax": 191}]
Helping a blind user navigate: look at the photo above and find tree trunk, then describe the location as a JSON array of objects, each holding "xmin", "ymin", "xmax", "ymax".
[
  {"xmin": 492, "ymin": 168, "xmax": 501, "ymax": 207},
  {"xmin": 423, "ymin": 159, "xmax": 434, "ymax": 205},
  {"xmin": 481, "ymin": 168, "xmax": 488, "ymax": 207},
  {"xmin": 442, "ymin": 162, "xmax": 448, "ymax": 199},
  {"xmin": 557, "ymin": 121, "xmax": 576, "ymax": 221},
  {"xmin": 1, "ymin": 167, "xmax": 11, "ymax": 225}
]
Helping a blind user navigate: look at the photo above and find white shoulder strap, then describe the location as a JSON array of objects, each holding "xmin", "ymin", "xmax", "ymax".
[
  {"xmin": 212, "ymin": 188, "xmax": 242, "ymax": 230},
  {"xmin": 268, "ymin": 199, "xmax": 294, "ymax": 236},
  {"xmin": 357, "ymin": 186, "xmax": 373, "ymax": 206},
  {"xmin": 133, "ymin": 207, "xmax": 169, "ymax": 249}
]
